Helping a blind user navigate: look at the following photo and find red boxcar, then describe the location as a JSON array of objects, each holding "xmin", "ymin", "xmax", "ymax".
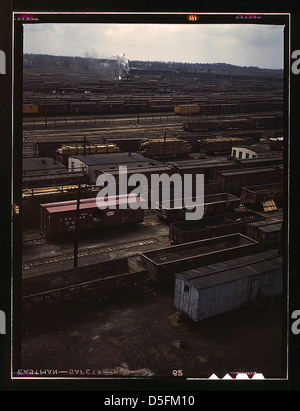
[{"xmin": 40, "ymin": 194, "xmax": 146, "ymax": 237}]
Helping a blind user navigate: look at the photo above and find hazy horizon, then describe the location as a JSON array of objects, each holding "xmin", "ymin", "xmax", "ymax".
[{"xmin": 24, "ymin": 23, "xmax": 284, "ymax": 70}]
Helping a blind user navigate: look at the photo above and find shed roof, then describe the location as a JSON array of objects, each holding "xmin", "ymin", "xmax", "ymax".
[
  {"xmin": 23, "ymin": 157, "xmax": 66, "ymax": 174},
  {"xmin": 69, "ymin": 152, "xmax": 149, "ymax": 166},
  {"xmin": 232, "ymin": 146, "xmax": 271, "ymax": 153}
]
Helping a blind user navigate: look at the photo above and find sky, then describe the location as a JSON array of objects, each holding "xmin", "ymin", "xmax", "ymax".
[{"xmin": 23, "ymin": 23, "xmax": 284, "ymax": 70}]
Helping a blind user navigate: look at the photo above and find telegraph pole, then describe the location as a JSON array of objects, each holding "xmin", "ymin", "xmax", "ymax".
[
  {"xmin": 83, "ymin": 136, "xmax": 87, "ymax": 157},
  {"xmin": 163, "ymin": 130, "xmax": 167, "ymax": 164},
  {"xmin": 74, "ymin": 182, "xmax": 81, "ymax": 268}
]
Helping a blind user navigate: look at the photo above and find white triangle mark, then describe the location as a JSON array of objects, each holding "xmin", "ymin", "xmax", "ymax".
[
  {"xmin": 251, "ymin": 373, "xmax": 265, "ymax": 379},
  {"xmin": 208, "ymin": 373, "xmax": 219, "ymax": 379},
  {"xmin": 222, "ymin": 373, "xmax": 233, "ymax": 379}
]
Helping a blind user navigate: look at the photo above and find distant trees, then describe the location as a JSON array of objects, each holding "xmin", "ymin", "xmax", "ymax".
[{"xmin": 23, "ymin": 53, "xmax": 283, "ymax": 79}]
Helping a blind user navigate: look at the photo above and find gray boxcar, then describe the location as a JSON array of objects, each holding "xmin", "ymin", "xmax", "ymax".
[{"xmin": 174, "ymin": 250, "xmax": 282, "ymax": 321}]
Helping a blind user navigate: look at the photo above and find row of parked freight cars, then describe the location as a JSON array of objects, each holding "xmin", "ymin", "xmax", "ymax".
[
  {"xmin": 174, "ymin": 100, "xmax": 283, "ymax": 115},
  {"xmin": 183, "ymin": 114, "xmax": 283, "ymax": 132},
  {"xmin": 23, "ymin": 97, "xmax": 283, "ymax": 117},
  {"xmin": 35, "ymin": 161, "xmax": 282, "ymax": 236},
  {"xmin": 23, "ymin": 156, "xmax": 283, "ymax": 208},
  {"xmin": 23, "ymin": 208, "xmax": 283, "ymax": 315}
]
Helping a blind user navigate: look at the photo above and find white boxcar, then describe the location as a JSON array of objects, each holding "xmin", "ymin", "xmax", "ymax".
[{"xmin": 174, "ymin": 250, "xmax": 283, "ymax": 322}]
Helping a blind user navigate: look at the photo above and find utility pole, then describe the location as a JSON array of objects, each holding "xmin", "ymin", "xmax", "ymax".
[
  {"xmin": 74, "ymin": 182, "xmax": 81, "ymax": 268},
  {"xmin": 83, "ymin": 136, "xmax": 87, "ymax": 157},
  {"xmin": 44, "ymin": 98, "xmax": 47, "ymax": 129},
  {"xmin": 163, "ymin": 130, "xmax": 167, "ymax": 165}
]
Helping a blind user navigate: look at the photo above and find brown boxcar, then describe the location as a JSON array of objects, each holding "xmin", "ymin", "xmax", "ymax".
[
  {"xmin": 40, "ymin": 194, "xmax": 146, "ymax": 237},
  {"xmin": 216, "ymin": 167, "xmax": 282, "ymax": 195},
  {"xmin": 140, "ymin": 233, "xmax": 259, "ymax": 288},
  {"xmin": 250, "ymin": 116, "xmax": 277, "ymax": 128},
  {"xmin": 257, "ymin": 223, "xmax": 282, "ymax": 251},
  {"xmin": 172, "ymin": 160, "xmax": 237, "ymax": 180},
  {"xmin": 246, "ymin": 218, "xmax": 283, "ymax": 242}
]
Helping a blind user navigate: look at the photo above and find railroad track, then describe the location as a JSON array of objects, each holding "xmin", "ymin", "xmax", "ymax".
[
  {"xmin": 22, "ymin": 110, "xmax": 283, "ymax": 135},
  {"xmin": 23, "ymin": 236, "xmax": 48, "ymax": 247},
  {"xmin": 23, "ymin": 123, "xmax": 183, "ymax": 140},
  {"xmin": 22, "ymin": 234, "xmax": 169, "ymax": 269}
]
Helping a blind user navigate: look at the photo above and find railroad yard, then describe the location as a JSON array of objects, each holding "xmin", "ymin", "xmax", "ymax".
[{"xmin": 19, "ymin": 54, "xmax": 286, "ymax": 380}]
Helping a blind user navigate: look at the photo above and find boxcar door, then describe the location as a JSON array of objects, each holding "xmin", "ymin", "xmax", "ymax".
[{"xmin": 247, "ymin": 275, "xmax": 263, "ymax": 302}]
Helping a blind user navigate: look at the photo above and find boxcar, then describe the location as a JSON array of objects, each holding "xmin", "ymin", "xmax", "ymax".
[
  {"xmin": 23, "ymin": 103, "xmax": 39, "ymax": 115},
  {"xmin": 246, "ymin": 218, "xmax": 283, "ymax": 242},
  {"xmin": 172, "ymin": 160, "xmax": 237, "ymax": 180},
  {"xmin": 174, "ymin": 104, "xmax": 200, "ymax": 115},
  {"xmin": 39, "ymin": 102, "xmax": 70, "ymax": 115},
  {"xmin": 235, "ymin": 157, "xmax": 283, "ymax": 169},
  {"xmin": 256, "ymin": 223, "xmax": 282, "ymax": 251},
  {"xmin": 250, "ymin": 116, "xmax": 277, "ymax": 129},
  {"xmin": 69, "ymin": 101, "xmax": 98, "ymax": 114},
  {"xmin": 216, "ymin": 167, "xmax": 282, "ymax": 195},
  {"xmin": 97, "ymin": 101, "xmax": 125, "ymax": 114},
  {"xmin": 40, "ymin": 194, "xmax": 146, "ymax": 237},
  {"xmin": 174, "ymin": 250, "xmax": 282, "ymax": 322}
]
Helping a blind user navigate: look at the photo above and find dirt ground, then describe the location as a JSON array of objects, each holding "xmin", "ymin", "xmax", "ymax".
[{"xmin": 20, "ymin": 288, "xmax": 285, "ymax": 380}]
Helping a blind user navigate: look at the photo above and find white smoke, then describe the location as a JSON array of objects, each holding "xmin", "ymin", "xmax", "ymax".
[{"xmin": 113, "ymin": 53, "xmax": 130, "ymax": 79}]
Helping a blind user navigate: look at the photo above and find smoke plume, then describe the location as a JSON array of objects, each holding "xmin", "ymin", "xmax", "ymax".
[{"xmin": 113, "ymin": 53, "xmax": 130, "ymax": 79}]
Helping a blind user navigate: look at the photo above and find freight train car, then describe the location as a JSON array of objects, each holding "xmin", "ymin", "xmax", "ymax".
[
  {"xmin": 156, "ymin": 192, "xmax": 241, "ymax": 223},
  {"xmin": 184, "ymin": 114, "xmax": 283, "ymax": 132},
  {"xmin": 106, "ymin": 138, "xmax": 145, "ymax": 153},
  {"xmin": 23, "ymin": 184, "xmax": 99, "ymax": 217},
  {"xmin": 240, "ymin": 182, "xmax": 283, "ymax": 210},
  {"xmin": 249, "ymin": 116, "xmax": 277, "ymax": 128},
  {"xmin": 140, "ymin": 233, "xmax": 259, "ymax": 288},
  {"xmin": 169, "ymin": 211, "xmax": 265, "ymax": 244},
  {"xmin": 69, "ymin": 101, "xmax": 98, "ymax": 114},
  {"xmin": 174, "ymin": 250, "xmax": 282, "ymax": 322},
  {"xmin": 183, "ymin": 118, "xmax": 251, "ymax": 132},
  {"xmin": 148, "ymin": 179, "xmax": 221, "ymax": 206},
  {"xmin": 174, "ymin": 104, "xmax": 200, "ymax": 115},
  {"xmin": 56, "ymin": 143, "xmax": 120, "ymax": 166},
  {"xmin": 246, "ymin": 219, "xmax": 283, "ymax": 251},
  {"xmin": 23, "ymin": 103, "xmax": 39, "ymax": 115},
  {"xmin": 216, "ymin": 167, "xmax": 282, "ymax": 195},
  {"xmin": 198, "ymin": 137, "xmax": 252, "ymax": 155},
  {"xmin": 23, "ymin": 170, "xmax": 89, "ymax": 189},
  {"xmin": 39, "ymin": 102, "xmax": 70, "ymax": 115},
  {"xmin": 137, "ymin": 138, "xmax": 191, "ymax": 159},
  {"xmin": 22, "ymin": 257, "xmax": 146, "ymax": 311},
  {"xmin": 234, "ymin": 156, "xmax": 283, "ymax": 169},
  {"xmin": 97, "ymin": 101, "xmax": 125, "ymax": 114},
  {"xmin": 40, "ymin": 194, "xmax": 146, "ymax": 237},
  {"xmin": 171, "ymin": 160, "xmax": 237, "ymax": 180}
]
